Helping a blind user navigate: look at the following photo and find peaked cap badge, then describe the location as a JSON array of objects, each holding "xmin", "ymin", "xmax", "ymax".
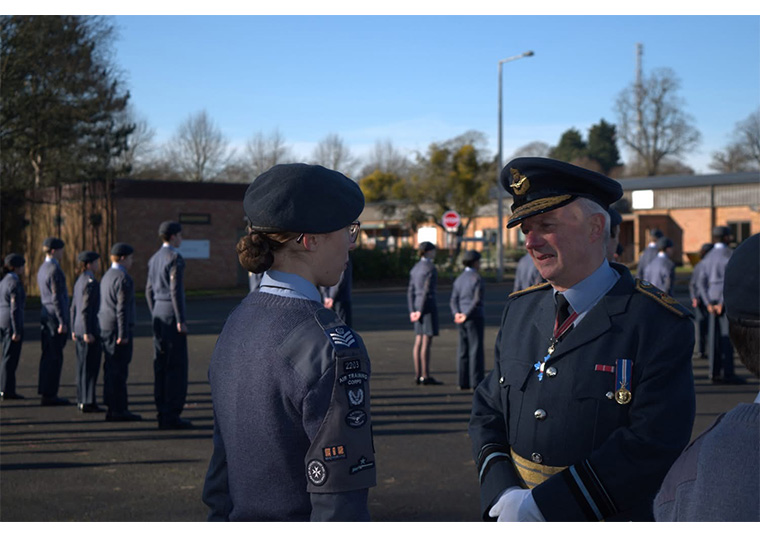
[{"xmin": 509, "ymin": 168, "xmax": 530, "ymax": 195}]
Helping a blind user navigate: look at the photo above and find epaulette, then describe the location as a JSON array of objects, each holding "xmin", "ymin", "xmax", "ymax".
[
  {"xmin": 508, "ymin": 281, "xmax": 551, "ymax": 298},
  {"xmin": 635, "ymin": 279, "xmax": 692, "ymax": 318}
]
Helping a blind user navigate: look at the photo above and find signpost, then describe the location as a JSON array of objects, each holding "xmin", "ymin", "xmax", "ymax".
[{"xmin": 442, "ymin": 210, "xmax": 461, "ymax": 232}]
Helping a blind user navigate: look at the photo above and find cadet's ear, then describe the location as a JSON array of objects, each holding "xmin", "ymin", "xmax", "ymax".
[{"xmin": 301, "ymin": 234, "xmax": 319, "ymax": 252}]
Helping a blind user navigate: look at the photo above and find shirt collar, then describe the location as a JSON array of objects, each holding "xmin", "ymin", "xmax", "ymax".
[
  {"xmin": 714, "ymin": 242, "xmax": 726, "ymax": 249},
  {"xmin": 259, "ymin": 270, "xmax": 322, "ymax": 303},
  {"xmin": 45, "ymin": 255, "xmax": 59, "ymax": 267},
  {"xmin": 754, "ymin": 391, "xmax": 760, "ymax": 405},
  {"xmin": 111, "ymin": 262, "xmax": 126, "ymax": 272},
  {"xmin": 657, "ymin": 252, "xmax": 667, "ymax": 258},
  {"xmin": 554, "ymin": 258, "xmax": 620, "ymax": 316},
  {"xmin": 162, "ymin": 243, "xmax": 178, "ymax": 253}
]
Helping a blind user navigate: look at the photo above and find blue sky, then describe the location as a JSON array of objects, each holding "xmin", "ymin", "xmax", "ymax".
[{"xmin": 23, "ymin": 7, "xmax": 760, "ymax": 174}]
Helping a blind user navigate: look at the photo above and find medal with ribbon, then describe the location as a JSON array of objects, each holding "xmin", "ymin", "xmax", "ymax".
[
  {"xmin": 534, "ymin": 307, "xmax": 578, "ymax": 381},
  {"xmin": 615, "ymin": 359, "xmax": 633, "ymax": 404}
]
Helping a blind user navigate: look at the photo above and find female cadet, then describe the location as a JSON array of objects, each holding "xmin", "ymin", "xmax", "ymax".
[
  {"xmin": 0, "ymin": 254, "xmax": 26, "ymax": 400},
  {"xmin": 407, "ymin": 241, "xmax": 441, "ymax": 385},
  {"xmin": 70, "ymin": 251, "xmax": 102, "ymax": 413},
  {"xmin": 202, "ymin": 163, "xmax": 376, "ymax": 521}
]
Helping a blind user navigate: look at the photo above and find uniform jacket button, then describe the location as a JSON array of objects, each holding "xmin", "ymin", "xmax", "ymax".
[
  {"xmin": 499, "ymin": 376, "xmax": 505, "ymax": 385},
  {"xmin": 531, "ymin": 453, "xmax": 543, "ymax": 464},
  {"xmin": 606, "ymin": 391, "xmax": 615, "ymax": 400},
  {"xmin": 546, "ymin": 366, "xmax": 557, "ymax": 377},
  {"xmin": 534, "ymin": 408, "xmax": 547, "ymax": 421}
]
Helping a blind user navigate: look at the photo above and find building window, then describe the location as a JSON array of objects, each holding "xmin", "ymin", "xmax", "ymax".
[
  {"xmin": 179, "ymin": 213, "xmax": 211, "ymax": 225},
  {"xmin": 728, "ymin": 221, "xmax": 751, "ymax": 244}
]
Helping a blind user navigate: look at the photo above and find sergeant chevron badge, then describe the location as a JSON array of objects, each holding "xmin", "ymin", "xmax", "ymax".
[{"xmin": 325, "ymin": 326, "xmax": 359, "ymax": 349}]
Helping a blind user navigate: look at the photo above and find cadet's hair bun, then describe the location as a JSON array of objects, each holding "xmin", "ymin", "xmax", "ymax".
[{"xmin": 236, "ymin": 233, "xmax": 275, "ymax": 274}]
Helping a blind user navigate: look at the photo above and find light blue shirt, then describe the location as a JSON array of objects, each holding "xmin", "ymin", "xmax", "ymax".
[
  {"xmin": 554, "ymin": 258, "xmax": 620, "ymax": 327},
  {"xmin": 259, "ymin": 270, "xmax": 322, "ymax": 303}
]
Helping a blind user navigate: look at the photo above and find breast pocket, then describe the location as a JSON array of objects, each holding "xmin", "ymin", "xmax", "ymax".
[
  {"xmin": 500, "ymin": 359, "xmax": 533, "ymax": 444},
  {"xmin": 572, "ymin": 365, "xmax": 631, "ymax": 450}
]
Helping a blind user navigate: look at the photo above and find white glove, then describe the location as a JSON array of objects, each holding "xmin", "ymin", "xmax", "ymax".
[{"xmin": 488, "ymin": 487, "xmax": 545, "ymax": 522}]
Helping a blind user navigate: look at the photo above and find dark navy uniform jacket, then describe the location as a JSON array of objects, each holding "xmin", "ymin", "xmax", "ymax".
[
  {"xmin": 450, "ymin": 267, "xmax": 484, "ymax": 319},
  {"xmin": 203, "ymin": 272, "xmax": 375, "ymax": 521},
  {"xmin": 407, "ymin": 258, "xmax": 437, "ymax": 314},
  {"xmin": 513, "ymin": 254, "xmax": 543, "ymax": 292},
  {"xmin": 98, "ymin": 265, "xmax": 136, "ymax": 341},
  {"xmin": 696, "ymin": 244, "xmax": 733, "ymax": 306},
  {"xmin": 37, "ymin": 258, "xmax": 69, "ymax": 327},
  {"xmin": 469, "ymin": 263, "xmax": 695, "ymax": 521},
  {"xmin": 0, "ymin": 273, "xmax": 25, "ymax": 336},
  {"xmin": 642, "ymin": 253, "xmax": 675, "ymax": 295},
  {"xmin": 70, "ymin": 270, "xmax": 100, "ymax": 337},
  {"xmin": 146, "ymin": 245, "xmax": 186, "ymax": 323}
]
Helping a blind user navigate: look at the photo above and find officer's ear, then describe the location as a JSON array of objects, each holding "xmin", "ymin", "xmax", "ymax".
[{"xmin": 589, "ymin": 212, "xmax": 606, "ymax": 244}]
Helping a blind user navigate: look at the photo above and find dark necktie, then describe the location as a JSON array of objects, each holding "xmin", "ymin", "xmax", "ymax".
[{"xmin": 555, "ymin": 293, "xmax": 571, "ymax": 329}]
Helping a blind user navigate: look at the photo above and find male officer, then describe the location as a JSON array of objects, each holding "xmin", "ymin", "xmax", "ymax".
[
  {"xmin": 100, "ymin": 243, "xmax": 141, "ymax": 421},
  {"xmin": 37, "ymin": 237, "xmax": 71, "ymax": 406},
  {"xmin": 320, "ymin": 256, "xmax": 353, "ymax": 327},
  {"xmin": 146, "ymin": 221, "xmax": 191, "ymax": 429},
  {"xmin": 642, "ymin": 237, "xmax": 675, "ymax": 295},
  {"xmin": 697, "ymin": 226, "xmax": 745, "ymax": 384},
  {"xmin": 450, "ymin": 250, "xmax": 485, "ymax": 390},
  {"xmin": 636, "ymin": 227, "xmax": 664, "ymax": 279},
  {"xmin": 469, "ymin": 157, "xmax": 696, "ymax": 522},
  {"xmin": 70, "ymin": 251, "xmax": 102, "ymax": 412}
]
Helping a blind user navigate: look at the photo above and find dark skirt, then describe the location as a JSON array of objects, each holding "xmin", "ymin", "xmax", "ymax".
[{"xmin": 414, "ymin": 306, "xmax": 439, "ymax": 336}]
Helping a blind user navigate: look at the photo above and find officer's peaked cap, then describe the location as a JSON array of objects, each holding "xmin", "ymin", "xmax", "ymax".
[
  {"xmin": 723, "ymin": 233, "xmax": 759, "ymax": 325},
  {"xmin": 159, "ymin": 221, "xmax": 182, "ymax": 237},
  {"xmin": 43, "ymin": 237, "xmax": 65, "ymax": 249},
  {"xmin": 502, "ymin": 157, "xmax": 623, "ymax": 228},
  {"xmin": 244, "ymin": 163, "xmax": 364, "ymax": 234},
  {"xmin": 110, "ymin": 243, "xmax": 134, "ymax": 257},
  {"xmin": 4, "ymin": 253, "xmax": 25, "ymax": 268},
  {"xmin": 77, "ymin": 251, "xmax": 100, "ymax": 264}
]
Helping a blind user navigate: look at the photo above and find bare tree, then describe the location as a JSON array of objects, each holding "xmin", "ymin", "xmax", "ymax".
[
  {"xmin": 709, "ymin": 110, "xmax": 760, "ymax": 173},
  {"xmin": 615, "ymin": 67, "xmax": 701, "ymax": 176},
  {"xmin": 112, "ymin": 105, "xmax": 157, "ymax": 177},
  {"xmin": 245, "ymin": 128, "xmax": 294, "ymax": 177},
  {"xmin": 359, "ymin": 139, "xmax": 411, "ymax": 177},
  {"xmin": 166, "ymin": 110, "xmax": 233, "ymax": 182},
  {"xmin": 509, "ymin": 141, "xmax": 551, "ymax": 159},
  {"xmin": 311, "ymin": 133, "xmax": 359, "ymax": 177}
]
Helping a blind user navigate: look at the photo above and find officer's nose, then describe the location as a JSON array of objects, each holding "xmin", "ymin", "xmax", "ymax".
[{"xmin": 524, "ymin": 231, "xmax": 543, "ymax": 251}]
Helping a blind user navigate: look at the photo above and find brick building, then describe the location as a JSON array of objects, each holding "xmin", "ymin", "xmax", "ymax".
[{"xmin": 16, "ymin": 170, "xmax": 759, "ymax": 295}]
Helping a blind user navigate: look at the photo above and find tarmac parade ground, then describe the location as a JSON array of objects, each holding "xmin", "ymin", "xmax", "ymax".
[{"xmin": 1, "ymin": 281, "xmax": 757, "ymax": 522}]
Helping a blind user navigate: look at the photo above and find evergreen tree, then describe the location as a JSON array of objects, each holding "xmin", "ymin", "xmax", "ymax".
[
  {"xmin": 549, "ymin": 128, "xmax": 586, "ymax": 163},
  {"xmin": 586, "ymin": 119, "xmax": 623, "ymax": 174}
]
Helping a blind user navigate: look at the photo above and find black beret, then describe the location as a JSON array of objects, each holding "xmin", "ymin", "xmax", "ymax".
[
  {"xmin": 244, "ymin": 163, "xmax": 364, "ymax": 234},
  {"xmin": 4, "ymin": 253, "xmax": 25, "ymax": 267},
  {"xmin": 607, "ymin": 207, "xmax": 622, "ymax": 228},
  {"xmin": 110, "ymin": 243, "xmax": 134, "ymax": 257},
  {"xmin": 502, "ymin": 157, "xmax": 623, "ymax": 228},
  {"xmin": 43, "ymin": 237, "xmax": 65, "ymax": 249},
  {"xmin": 462, "ymin": 250, "xmax": 481, "ymax": 265},
  {"xmin": 419, "ymin": 241, "xmax": 436, "ymax": 253},
  {"xmin": 713, "ymin": 225, "xmax": 732, "ymax": 238},
  {"xmin": 656, "ymin": 237, "xmax": 673, "ymax": 250},
  {"xmin": 159, "ymin": 221, "xmax": 182, "ymax": 237},
  {"xmin": 723, "ymin": 233, "xmax": 759, "ymax": 324},
  {"xmin": 77, "ymin": 251, "xmax": 100, "ymax": 264}
]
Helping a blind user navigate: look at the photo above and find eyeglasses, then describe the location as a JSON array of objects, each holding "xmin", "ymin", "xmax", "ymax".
[{"xmin": 295, "ymin": 221, "xmax": 361, "ymax": 245}]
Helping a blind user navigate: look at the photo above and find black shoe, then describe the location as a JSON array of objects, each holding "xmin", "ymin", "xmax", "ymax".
[
  {"xmin": 78, "ymin": 403, "xmax": 104, "ymax": 413},
  {"xmin": 106, "ymin": 410, "xmax": 142, "ymax": 422},
  {"xmin": 41, "ymin": 396, "xmax": 71, "ymax": 406},
  {"xmin": 420, "ymin": 377, "xmax": 443, "ymax": 385},
  {"xmin": 158, "ymin": 417, "xmax": 193, "ymax": 430},
  {"xmin": 0, "ymin": 392, "xmax": 24, "ymax": 401},
  {"xmin": 415, "ymin": 377, "xmax": 422, "ymax": 385},
  {"xmin": 722, "ymin": 375, "xmax": 747, "ymax": 385}
]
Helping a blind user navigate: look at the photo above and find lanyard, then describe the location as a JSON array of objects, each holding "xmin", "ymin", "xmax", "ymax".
[{"xmin": 535, "ymin": 309, "xmax": 579, "ymax": 381}]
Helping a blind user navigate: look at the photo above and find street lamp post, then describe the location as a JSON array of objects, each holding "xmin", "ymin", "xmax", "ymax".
[{"xmin": 496, "ymin": 50, "xmax": 534, "ymax": 281}]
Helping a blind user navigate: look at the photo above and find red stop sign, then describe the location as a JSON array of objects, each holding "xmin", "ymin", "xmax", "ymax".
[{"xmin": 442, "ymin": 210, "xmax": 461, "ymax": 231}]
